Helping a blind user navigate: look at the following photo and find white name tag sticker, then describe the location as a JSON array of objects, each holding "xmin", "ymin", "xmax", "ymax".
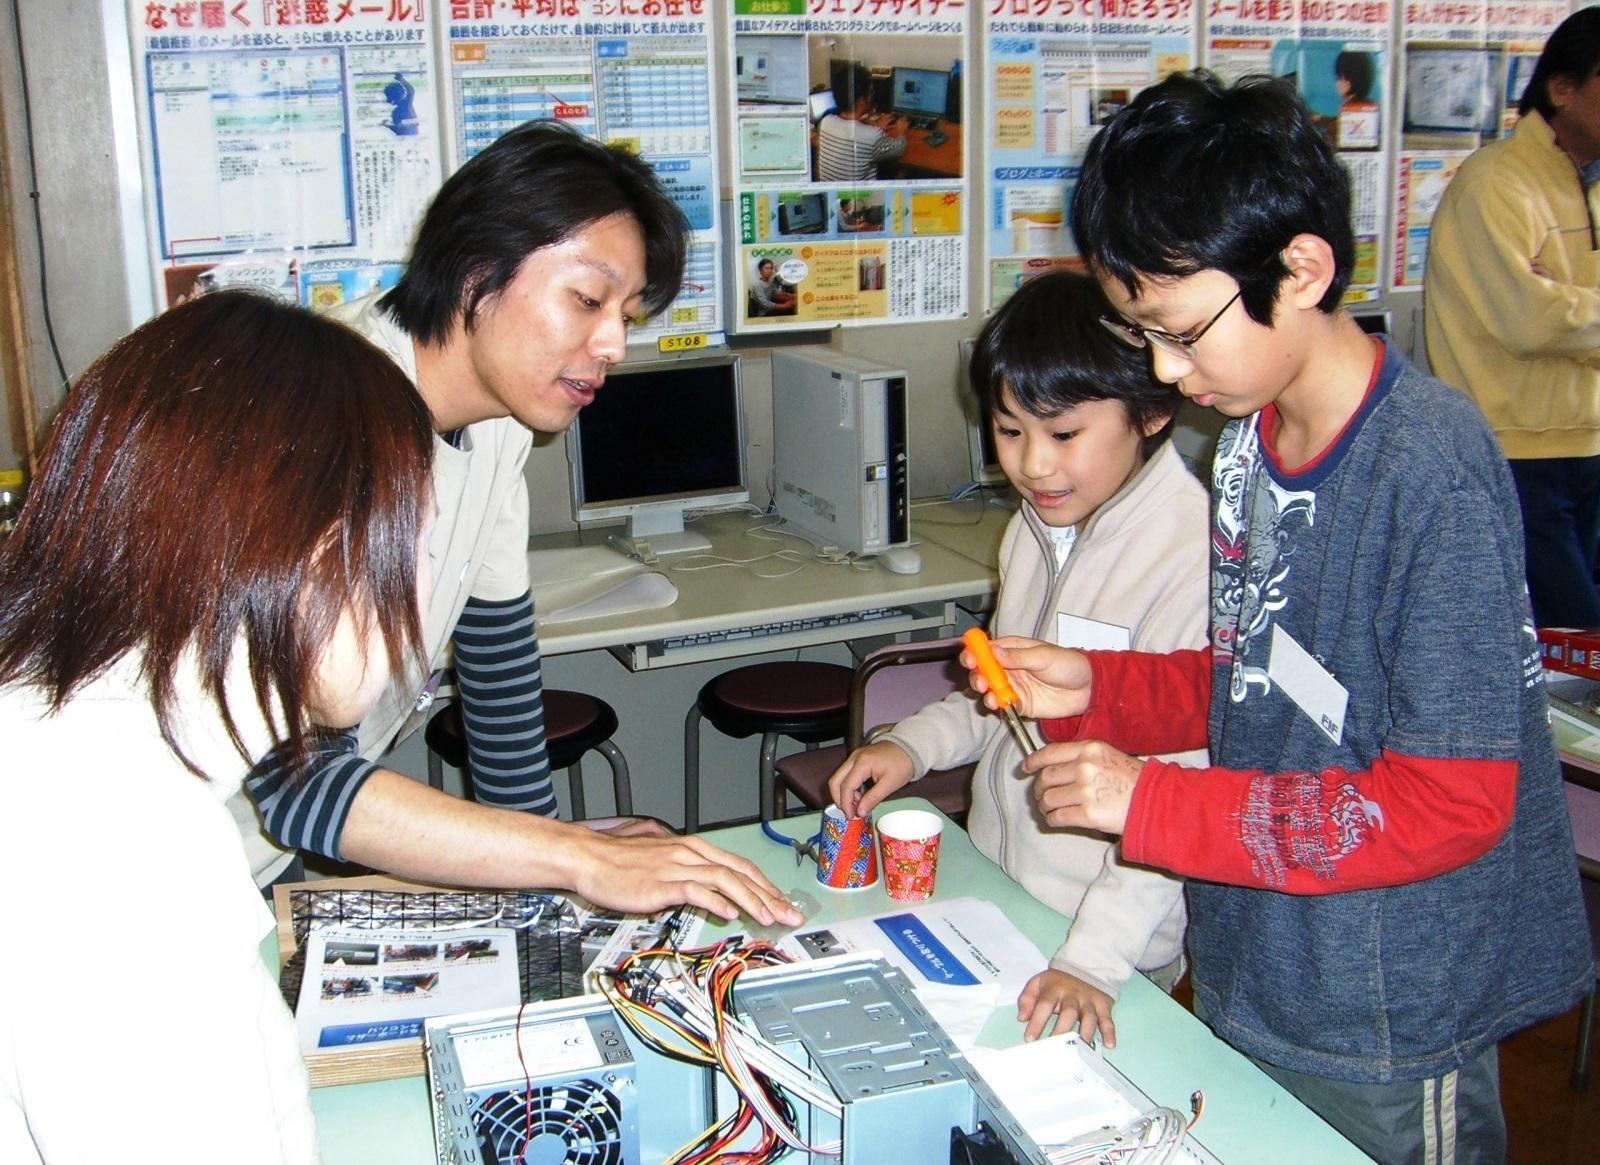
[
  {"xmin": 1267, "ymin": 624, "xmax": 1347, "ymax": 745},
  {"xmin": 1056, "ymin": 613, "xmax": 1132, "ymax": 652}
]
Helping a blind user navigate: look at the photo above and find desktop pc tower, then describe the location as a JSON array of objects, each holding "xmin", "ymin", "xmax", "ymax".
[{"xmin": 771, "ymin": 348, "xmax": 909, "ymax": 556}]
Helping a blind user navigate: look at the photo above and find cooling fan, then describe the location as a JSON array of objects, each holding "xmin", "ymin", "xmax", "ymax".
[
  {"xmin": 427, "ymin": 1003, "xmax": 641, "ymax": 1165},
  {"xmin": 471, "ymin": 1076, "xmax": 629, "ymax": 1165}
]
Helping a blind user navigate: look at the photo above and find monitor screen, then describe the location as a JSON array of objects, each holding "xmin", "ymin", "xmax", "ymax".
[
  {"xmin": 777, "ymin": 192, "xmax": 827, "ymax": 235},
  {"xmin": 1404, "ymin": 48, "xmax": 1500, "ymax": 135},
  {"xmin": 567, "ymin": 354, "xmax": 748, "ymax": 554},
  {"xmin": 1352, "ymin": 311, "xmax": 1391, "ymax": 337},
  {"xmin": 891, "ymin": 67, "xmax": 950, "ymax": 119},
  {"xmin": 735, "ymin": 34, "xmax": 808, "ymax": 105},
  {"xmin": 808, "ymin": 89, "xmax": 837, "ymax": 122}
]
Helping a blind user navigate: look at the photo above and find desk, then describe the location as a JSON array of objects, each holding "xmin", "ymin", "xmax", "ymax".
[
  {"xmin": 810, "ymin": 116, "xmax": 963, "ymax": 182},
  {"xmin": 529, "ymin": 510, "xmax": 997, "ymax": 668},
  {"xmin": 912, "ymin": 494, "xmax": 1013, "ymax": 570},
  {"xmin": 874, "ymin": 115, "xmax": 962, "ymax": 179},
  {"xmin": 306, "ymin": 801, "xmax": 1364, "ymax": 1163},
  {"xmin": 1549, "ymin": 674, "xmax": 1600, "ymax": 792}
]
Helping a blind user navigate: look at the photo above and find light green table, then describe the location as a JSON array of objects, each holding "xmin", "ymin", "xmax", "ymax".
[{"xmin": 303, "ymin": 800, "xmax": 1365, "ymax": 1162}]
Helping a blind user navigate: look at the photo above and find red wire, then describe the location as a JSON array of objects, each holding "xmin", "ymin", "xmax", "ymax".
[{"xmin": 513, "ymin": 999, "xmax": 533, "ymax": 1159}]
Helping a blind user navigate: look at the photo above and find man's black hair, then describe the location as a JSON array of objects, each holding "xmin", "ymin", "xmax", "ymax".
[
  {"xmin": 1335, "ymin": 51, "xmax": 1375, "ymax": 103},
  {"xmin": 380, "ymin": 120, "xmax": 688, "ymax": 346},
  {"xmin": 968, "ymin": 271, "xmax": 1178, "ymax": 459},
  {"xmin": 1519, "ymin": 7, "xmax": 1600, "ymax": 120},
  {"xmin": 1071, "ymin": 71, "xmax": 1354, "ymax": 324}
]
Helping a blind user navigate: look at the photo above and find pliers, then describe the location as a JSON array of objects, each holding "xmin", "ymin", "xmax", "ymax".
[{"xmin": 760, "ymin": 820, "xmax": 822, "ymax": 868}]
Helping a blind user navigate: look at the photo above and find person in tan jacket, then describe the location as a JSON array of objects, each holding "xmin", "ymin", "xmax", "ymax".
[
  {"xmin": 1426, "ymin": 9, "xmax": 1600, "ymax": 628},
  {"xmin": 829, "ymin": 272, "xmax": 1210, "ymax": 1049}
]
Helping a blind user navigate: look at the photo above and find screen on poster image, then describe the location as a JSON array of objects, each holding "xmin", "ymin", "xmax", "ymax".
[
  {"xmin": 567, "ymin": 353, "xmax": 749, "ymax": 555},
  {"xmin": 891, "ymin": 67, "xmax": 950, "ymax": 121},
  {"xmin": 735, "ymin": 34, "xmax": 809, "ymax": 105}
]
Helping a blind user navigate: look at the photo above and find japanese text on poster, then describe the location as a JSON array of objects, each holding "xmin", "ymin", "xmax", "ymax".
[
  {"xmin": 729, "ymin": 0, "xmax": 969, "ymax": 331},
  {"xmin": 133, "ymin": 0, "xmax": 443, "ymax": 309},
  {"xmin": 984, "ymin": 0, "xmax": 1196, "ymax": 309},
  {"xmin": 1390, "ymin": 0, "xmax": 1565, "ymax": 289},
  {"xmin": 1204, "ymin": 0, "xmax": 1391, "ymax": 302}
]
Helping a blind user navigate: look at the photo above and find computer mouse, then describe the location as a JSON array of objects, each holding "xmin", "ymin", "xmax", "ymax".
[{"xmin": 879, "ymin": 546, "xmax": 922, "ymax": 575}]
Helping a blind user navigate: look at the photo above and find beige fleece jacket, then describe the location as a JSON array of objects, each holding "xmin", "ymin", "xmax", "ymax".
[{"xmin": 882, "ymin": 442, "xmax": 1211, "ymax": 998}]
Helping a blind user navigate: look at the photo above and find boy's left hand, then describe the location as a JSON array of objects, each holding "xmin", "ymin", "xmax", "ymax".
[
  {"xmin": 1021, "ymin": 741, "xmax": 1142, "ymax": 834},
  {"xmin": 1017, "ymin": 968, "xmax": 1117, "ymax": 1047}
]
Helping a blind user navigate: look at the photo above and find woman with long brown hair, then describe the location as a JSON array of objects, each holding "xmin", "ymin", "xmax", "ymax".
[{"xmin": 0, "ymin": 291, "xmax": 435, "ymax": 1161}]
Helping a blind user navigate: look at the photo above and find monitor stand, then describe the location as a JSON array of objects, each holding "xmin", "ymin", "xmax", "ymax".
[{"xmin": 606, "ymin": 510, "xmax": 711, "ymax": 559}]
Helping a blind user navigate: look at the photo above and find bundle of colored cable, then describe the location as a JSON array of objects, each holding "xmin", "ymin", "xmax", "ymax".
[
  {"xmin": 1040, "ymin": 1091, "xmax": 1203, "ymax": 1165},
  {"xmin": 599, "ymin": 938, "xmax": 844, "ymax": 1164}
]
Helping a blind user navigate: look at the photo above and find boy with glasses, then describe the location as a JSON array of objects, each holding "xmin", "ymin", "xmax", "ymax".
[{"xmin": 970, "ymin": 72, "xmax": 1590, "ymax": 1164}]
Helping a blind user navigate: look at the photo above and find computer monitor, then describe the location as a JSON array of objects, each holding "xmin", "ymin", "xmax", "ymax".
[
  {"xmin": 777, "ymin": 192, "xmax": 827, "ymax": 234},
  {"xmin": 1403, "ymin": 48, "xmax": 1500, "ymax": 135},
  {"xmin": 567, "ymin": 353, "xmax": 748, "ymax": 555},
  {"xmin": 1352, "ymin": 310, "xmax": 1391, "ymax": 337},
  {"xmin": 959, "ymin": 337, "xmax": 1007, "ymax": 488},
  {"xmin": 808, "ymin": 89, "xmax": 837, "ymax": 123},
  {"xmin": 891, "ymin": 67, "xmax": 950, "ymax": 120}
]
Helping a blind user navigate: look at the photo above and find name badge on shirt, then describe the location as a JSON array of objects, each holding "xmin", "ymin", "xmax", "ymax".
[
  {"xmin": 1056, "ymin": 613, "xmax": 1132, "ymax": 652},
  {"xmin": 1267, "ymin": 624, "xmax": 1347, "ymax": 745}
]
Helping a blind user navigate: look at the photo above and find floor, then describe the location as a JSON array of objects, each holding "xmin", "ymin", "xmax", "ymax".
[
  {"xmin": 1498, "ymin": 1001, "xmax": 1599, "ymax": 1165},
  {"xmin": 1171, "ymin": 981, "xmax": 1599, "ymax": 1163}
]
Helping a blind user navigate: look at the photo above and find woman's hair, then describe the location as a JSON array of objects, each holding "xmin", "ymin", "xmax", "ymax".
[
  {"xmin": 0, "ymin": 291, "xmax": 435, "ymax": 777},
  {"xmin": 968, "ymin": 271, "xmax": 1178, "ymax": 458},
  {"xmin": 380, "ymin": 120, "xmax": 688, "ymax": 346}
]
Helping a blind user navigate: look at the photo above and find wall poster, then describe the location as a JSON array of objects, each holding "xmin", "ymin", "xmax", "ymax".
[
  {"xmin": 1390, "ymin": 0, "xmax": 1565, "ymax": 291},
  {"xmin": 132, "ymin": 0, "xmax": 443, "ymax": 310},
  {"xmin": 1203, "ymin": 2, "xmax": 1391, "ymax": 303},
  {"xmin": 728, "ymin": 0, "xmax": 970, "ymax": 332},
  {"xmin": 983, "ymin": 0, "xmax": 1198, "ymax": 310}
]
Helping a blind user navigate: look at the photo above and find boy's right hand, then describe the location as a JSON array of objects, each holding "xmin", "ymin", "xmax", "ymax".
[
  {"xmin": 827, "ymin": 741, "xmax": 914, "ymax": 818},
  {"xmin": 1017, "ymin": 967, "xmax": 1117, "ymax": 1048},
  {"xmin": 963, "ymin": 636, "xmax": 1094, "ymax": 721}
]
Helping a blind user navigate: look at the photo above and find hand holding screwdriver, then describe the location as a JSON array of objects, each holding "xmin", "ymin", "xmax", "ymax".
[
  {"xmin": 959, "ymin": 632, "xmax": 1096, "ymax": 723},
  {"xmin": 961, "ymin": 629, "xmax": 1043, "ymax": 757}
]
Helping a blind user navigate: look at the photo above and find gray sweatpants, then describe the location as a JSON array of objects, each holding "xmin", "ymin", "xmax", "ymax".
[{"xmin": 1253, "ymin": 1048, "xmax": 1505, "ymax": 1165}]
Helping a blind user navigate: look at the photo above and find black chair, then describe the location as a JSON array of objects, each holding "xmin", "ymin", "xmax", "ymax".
[
  {"xmin": 425, "ymin": 690, "xmax": 632, "ymax": 820},
  {"xmin": 682, "ymin": 660, "xmax": 850, "ymax": 831},
  {"xmin": 773, "ymin": 638, "xmax": 972, "ymax": 826}
]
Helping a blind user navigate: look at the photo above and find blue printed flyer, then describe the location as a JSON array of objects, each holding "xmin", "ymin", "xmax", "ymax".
[{"xmin": 779, "ymin": 897, "xmax": 1044, "ymax": 1049}]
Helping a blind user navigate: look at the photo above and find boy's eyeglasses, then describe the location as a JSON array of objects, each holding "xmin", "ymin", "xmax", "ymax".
[{"xmin": 1098, "ymin": 287, "xmax": 1243, "ymax": 361}]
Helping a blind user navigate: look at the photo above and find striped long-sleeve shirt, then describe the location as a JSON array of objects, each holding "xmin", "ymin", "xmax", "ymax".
[{"xmin": 244, "ymin": 591, "xmax": 557, "ymax": 861}]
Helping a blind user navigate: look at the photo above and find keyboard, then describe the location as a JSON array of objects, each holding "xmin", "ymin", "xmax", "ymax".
[
  {"xmin": 611, "ymin": 603, "xmax": 952, "ymax": 670},
  {"xmin": 659, "ymin": 606, "xmax": 908, "ymax": 653}
]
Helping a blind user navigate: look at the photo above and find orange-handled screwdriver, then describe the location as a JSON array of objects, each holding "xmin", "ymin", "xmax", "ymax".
[{"xmin": 962, "ymin": 628, "xmax": 1042, "ymax": 757}]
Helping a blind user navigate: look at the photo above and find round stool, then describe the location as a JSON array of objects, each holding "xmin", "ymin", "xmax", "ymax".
[
  {"xmin": 683, "ymin": 661, "xmax": 850, "ymax": 831},
  {"xmin": 424, "ymin": 690, "xmax": 632, "ymax": 819}
]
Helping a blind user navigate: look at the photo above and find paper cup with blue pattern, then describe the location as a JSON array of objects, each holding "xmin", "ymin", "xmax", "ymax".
[{"xmin": 816, "ymin": 804, "xmax": 878, "ymax": 890}]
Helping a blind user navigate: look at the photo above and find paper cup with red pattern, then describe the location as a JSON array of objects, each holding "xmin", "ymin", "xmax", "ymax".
[
  {"xmin": 877, "ymin": 809, "xmax": 943, "ymax": 902},
  {"xmin": 816, "ymin": 804, "xmax": 878, "ymax": 890}
]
